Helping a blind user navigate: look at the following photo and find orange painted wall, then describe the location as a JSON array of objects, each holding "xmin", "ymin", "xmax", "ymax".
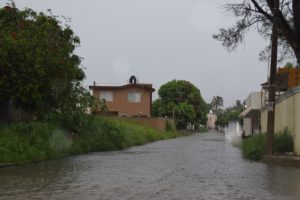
[
  {"xmin": 92, "ymin": 87, "xmax": 152, "ymax": 117},
  {"xmin": 130, "ymin": 118, "xmax": 173, "ymax": 132},
  {"xmin": 278, "ymin": 68, "xmax": 300, "ymax": 89}
]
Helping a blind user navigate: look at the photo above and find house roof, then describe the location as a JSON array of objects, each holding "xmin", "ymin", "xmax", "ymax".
[{"xmin": 89, "ymin": 83, "xmax": 155, "ymax": 92}]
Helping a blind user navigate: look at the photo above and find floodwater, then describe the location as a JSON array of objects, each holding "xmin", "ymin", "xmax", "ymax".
[{"xmin": 1, "ymin": 131, "xmax": 300, "ymax": 200}]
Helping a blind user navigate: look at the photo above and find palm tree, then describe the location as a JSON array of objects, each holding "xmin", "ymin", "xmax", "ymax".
[{"xmin": 211, "ymin": 96, "xmax": 223, "ymax": 114}]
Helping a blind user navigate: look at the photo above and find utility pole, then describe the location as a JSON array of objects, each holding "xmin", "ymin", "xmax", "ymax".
[{"xmin": 267, "ymin": 0, "xmax": 280, "ymax": 155}]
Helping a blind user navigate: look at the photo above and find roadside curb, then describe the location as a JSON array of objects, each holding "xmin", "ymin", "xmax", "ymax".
[{"xmin": 262, "ymin": 155, "xmax": 300, "ymax": 168}]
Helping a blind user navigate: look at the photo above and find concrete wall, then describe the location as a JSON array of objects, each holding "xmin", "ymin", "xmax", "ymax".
[
  {"xmin": 244, "ymin": 118, "xmax": 252, "ymax": 136},
  {"xmin": 261, "ymin": 86, "xmax": 300, "ymax": 155},
  {"xmin": 130, "ymin": 118, "xmax": 174, "ymax": 132},
  {"xmin": 245, "ymin": 92, "xmax": 264, "ymax": 109},
  {"xmin": 274, "ymin": 87, "xmax": 300, "ymax": 155},
  {"xmin": 261, "ymin": 109, "xmax": 268, "ymax": 134}
]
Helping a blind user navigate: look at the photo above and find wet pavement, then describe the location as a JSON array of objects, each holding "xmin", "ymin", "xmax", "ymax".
[{"xmin": 1, "ymin": 131, "xmax": 300, "ymax": 200}]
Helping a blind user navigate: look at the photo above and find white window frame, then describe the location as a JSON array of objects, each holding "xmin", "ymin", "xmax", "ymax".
[
  {"xmin": 99, "ymin": 91, "xmax": 113, "ymax": 102},
  {"xmin": 128, "ymin": 91, "xmax": 141, "ymax": 103}
]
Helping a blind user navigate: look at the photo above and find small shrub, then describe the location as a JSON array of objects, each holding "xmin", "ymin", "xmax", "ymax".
[
  {"xmin": 274, "ymin": 128, "xmax": 294, "ymax": 153},
  {"xmin": 0, "ymin": 122, "xmax": 66, "ymax": 163},
  {"xmin": 242, "ymin": 128, "xmax": 294, "ymax": 161},
  {"xmin": 242, "ymin": 134, "xmax": 267, "ymax": 161}
]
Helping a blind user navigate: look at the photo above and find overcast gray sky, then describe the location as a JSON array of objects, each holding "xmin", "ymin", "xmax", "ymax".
[{"xmin": 1, "ymin": 0, "xmax": 270, "ymax": 106}]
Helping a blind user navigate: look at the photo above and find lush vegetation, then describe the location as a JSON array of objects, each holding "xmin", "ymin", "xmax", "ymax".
[
  {"xmin": 0, "ymin": 3, "xmax": 90, "ymax": 122},
  {"xmin": 206, "ymin": 96, "xmax": 244, "ymax": 129},
  {"xmin": 215, "ymin": 100, "xmax": 244, "ymax": 127},
  {"xmin": 152, "ymin": 80, "xmax": 208, "ymax": 129},
  {"xmin": 0, "ymin": 4, "xmax": 183, "ymax": 165},
  {"xmin": 242, "ymin": 128, "xmax": 294, "ymax": 161},
  {"xmin": 0, "ymin": 115, "xmax": 180, "ymax": 164},
  {"xmin": 242, "ymin": 134, "xmax": 267, "ymax": 161},
  {"xmin": 208, "ymin": 96, "xmax": 223, "ymax": 115}
]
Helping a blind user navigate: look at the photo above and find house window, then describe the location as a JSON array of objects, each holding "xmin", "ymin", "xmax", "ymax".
[
  {"xmin": 100, "ymin": 91, "xmax": 113, "ymax": 102},
  {"xmin": 128, "ymin": 91, "xmax": 141, "ymax": 102}
]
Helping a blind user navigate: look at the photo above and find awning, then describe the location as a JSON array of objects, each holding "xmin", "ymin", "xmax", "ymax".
[{"xmin": 239, "ymin": 106, "xmax": 260, "ymax": 118}]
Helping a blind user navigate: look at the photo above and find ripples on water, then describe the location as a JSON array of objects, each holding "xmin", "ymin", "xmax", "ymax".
[{"xmin": 1, "ymin": 131, "xmax": 300, "ymax": 200}]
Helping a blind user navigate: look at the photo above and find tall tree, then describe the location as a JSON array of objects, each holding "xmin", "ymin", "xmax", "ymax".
[
  {"xmin": 0, "ymin": 3, "xmax": 85, "ymax": 121},
  {"xmin": 152, "ymin": 80, "xmax": 208, "ymax": 129},
  {"xmin": 210, "ymin": 96, "xmax": 223, "ymax": 114},
  {"xmin": 213, "ymin": 0, "xmax": 300, "ymax": 65},
  {"xmin": 234, "ymin": 100, "xmax": 244, "ymax": 110}
]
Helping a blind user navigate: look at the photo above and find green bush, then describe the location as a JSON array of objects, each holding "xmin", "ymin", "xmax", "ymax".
[
  {"xmin": 0, "ymin": 122, "xmax": 71, "ymax": 163},
  {"xmin": 242, "ymin": 128, "xmax": 294, "ymax": 161},
  {"xmin": 0, "ymin": 115, "xmax": 180, "ymax": 164},
  {"xmin": 274, "ymin": 128, "xmax": 294, "ymax": 153},
  {"xmin": 242, "ymin": 134, "xmax": 267, "ymax": 161}
]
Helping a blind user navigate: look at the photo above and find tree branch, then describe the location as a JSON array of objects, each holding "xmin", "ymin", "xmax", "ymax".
[{"xmin": 251, "ymin": 0, "xmax": 273, "ymax": 21}]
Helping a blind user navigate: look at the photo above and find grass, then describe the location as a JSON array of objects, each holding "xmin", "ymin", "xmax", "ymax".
[
  {"xmin": 242, "ymin": 134, "xmax": 267, "ymax": 161},
  {"xmin": 0, "ymin": 115, "xmax": 180, "ymax": 164},
  {"xmin": 0, "ymin": 122, "xmax": 71, "ymax": 163},
  {"xmin": 273, "ymin": 128, "xmax": 294, "ymax": 153},
  {"xmin": 242, "ymin": 128, "xmax": 294, "ymax": 161}
]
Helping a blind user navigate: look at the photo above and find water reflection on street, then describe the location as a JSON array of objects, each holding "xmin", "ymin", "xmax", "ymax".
[{"xmin": 1, "ymin": 130, "xmax": 300, "ymax": 200}]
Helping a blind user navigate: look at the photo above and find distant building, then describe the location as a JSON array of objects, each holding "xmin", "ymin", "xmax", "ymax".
[
  {"xmin": 207, "ymin": 110, "xmax": 217, "ymax": 129},
  {"xmin": 89, "ymin": 76, "xmax": 155, "ymax": 117},
  {"xmin": 240, "ymin": 92, "xmax": 265, "ymax": 136}
]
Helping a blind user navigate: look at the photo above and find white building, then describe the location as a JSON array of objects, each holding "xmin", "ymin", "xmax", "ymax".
[
  {"xmin": 240, "ymin": 92, "xmax": 265, "ymax": 136},
  {"xmin": 207, "ymin": 110, "xmax": 217, "ymax": 129}
]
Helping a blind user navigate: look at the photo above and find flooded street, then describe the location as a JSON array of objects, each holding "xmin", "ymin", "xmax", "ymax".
[{"xmin": 1, "ymin": 131, "xmax": 300, "ymax": 200}]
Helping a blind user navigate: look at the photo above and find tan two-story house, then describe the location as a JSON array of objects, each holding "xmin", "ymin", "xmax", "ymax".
[{"xmin": 89, "ymin": 76, "xmax": 155, "ymax": 117}]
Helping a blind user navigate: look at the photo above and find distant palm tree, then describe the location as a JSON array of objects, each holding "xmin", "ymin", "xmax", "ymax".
[{"xmin": 211, "ymin": 96, "xmax": 223, "ymax": 114}]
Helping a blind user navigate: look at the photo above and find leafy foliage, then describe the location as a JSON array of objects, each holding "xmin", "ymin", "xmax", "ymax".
[
  {"xmin": 152, "ymin": 80, "xmax": 208, "ymax": 129},
  {"xmin": 0, "ymin": 122, "xmax": 71, "ymax": 162},
  {"xmin": 0, "ymin": 115, "xmax": 180, "ymax": 163},
  {"xmin": 0, "ymin": 3, "xmax": 86, "ymax": 121},
  {"xmin": 216, "ymin": 100, "xmax": 244, "ymax": 127},
  {"xmin": 273, "ymin": 128, "xmax": 294, "ymax": 153},
  {"xmin": 284, "ymin": 61, "xmax": 294, "ymax": 68},
  {"xmin": 242, "ymin": 128, "xmax": 294, "ymax": 161},
  {"xmin": 242, "ymin": 133, "xmax": 267, "ymax": 161},
  {"xmin": 89, "ymin": 96, "xmax": 109, "ymax": 114},
  {"xmin": 175, "ymin": 102, "xmax": 196, "ymax": 129},
  {"xmin": 210, "ymin": 96, "xmax": 223, "ymax": 115},
  {"xmin": 213, "ymin": 0, "xmax": 300, "ymax": 64}
]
